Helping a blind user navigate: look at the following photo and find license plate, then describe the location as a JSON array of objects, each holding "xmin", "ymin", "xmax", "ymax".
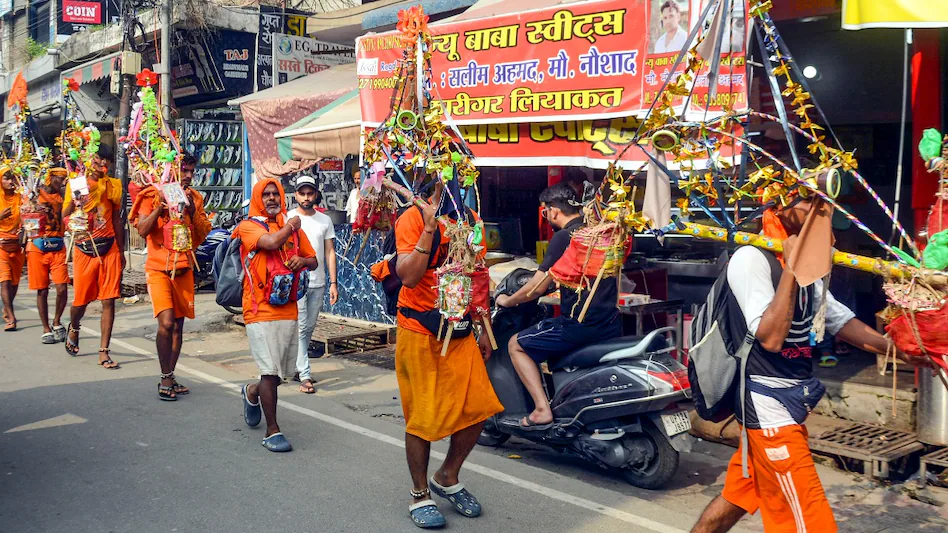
[{"xmin": 661, "ymin": 411, "xmax": 692, "ymax": 436}]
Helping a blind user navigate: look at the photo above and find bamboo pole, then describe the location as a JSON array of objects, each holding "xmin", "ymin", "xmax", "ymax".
[{"xmin": 578, "ymin": 266, "xmax": 606, "ymax": 323}]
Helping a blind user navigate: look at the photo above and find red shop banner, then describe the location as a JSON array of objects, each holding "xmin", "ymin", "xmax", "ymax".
[{"xmin": 357, "ymin": 0, "xmax": 749, "ymax": 128}]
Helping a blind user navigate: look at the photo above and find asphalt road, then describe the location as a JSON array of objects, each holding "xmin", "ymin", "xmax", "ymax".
[{"xmin": 0, "ymin": 296, "xmax": 743, "ymax": 533}]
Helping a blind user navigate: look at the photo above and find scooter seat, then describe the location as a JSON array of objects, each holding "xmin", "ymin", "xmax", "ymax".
[{"xmin": 548, "ymin": 327, "xmax": 674, "ymax": 371}]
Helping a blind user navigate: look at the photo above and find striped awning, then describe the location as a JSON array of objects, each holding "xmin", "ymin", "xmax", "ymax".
[
  {"xmin": 60, "ymin": 52, "xmax": 121, "ymax": 86},
  {"xmin": 275, "ymin": 89, "xmax": 361, "ymax": 162}
]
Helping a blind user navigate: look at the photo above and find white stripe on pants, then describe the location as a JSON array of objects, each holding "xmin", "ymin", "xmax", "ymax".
[{"xmin": 297, "ymin": 285, "xmax": 326, "ymax": 381}]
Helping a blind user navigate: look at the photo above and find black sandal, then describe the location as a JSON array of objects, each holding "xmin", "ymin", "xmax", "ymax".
[
  {"xmin": 159, "ymin": 372, "xmax": 177, "ymax": 401},
  {"xmin": 98, "ymin": 348, "xmax": 119, "ymax": 370},
  {"xmin": 167, "ymin": 373, "xmax": 189, "ymax": 395},
  {"xmin": 65, "ymin": 324, "xmax": 80, "ymax": 356}
]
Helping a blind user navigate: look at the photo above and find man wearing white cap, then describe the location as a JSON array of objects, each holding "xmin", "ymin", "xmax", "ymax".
[{"xmin": 288, "ymin": 175, "xmax": 339, "ymax": 394}]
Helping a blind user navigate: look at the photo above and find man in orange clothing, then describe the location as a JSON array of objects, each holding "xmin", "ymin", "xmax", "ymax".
[
  {"xmin": 691, "ymin": 198, "xmax": 927, "ymax": 533},
  {"xmin": 63, "ymin": 147, "xmax": 125, "ymax": 369},
  {"xmin": 131, "ymin": 153, "xmax": 210, "ymax": 400},
  {"xmin": 237, "ymin": 178, "xmax": 318, "ymax": 452},
  {"xmin": 393, "ymin": 179, "xmax": 501, "ymax": 528},
  {"xmin": 28, "ymin": 167, "xmax": 69, "ymax": 343},
  {"xmin": 0, "ymin": 166, "xmax": 23, "ymax": 332}
]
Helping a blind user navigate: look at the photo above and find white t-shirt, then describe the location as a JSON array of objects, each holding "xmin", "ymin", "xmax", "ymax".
[
  {"xmin": 346, "ymin": 189, "xmax": 359, "ymax": 223},
  {"xmin": 654, "ymin": 26, "xmax": 688, "ymax": 54},
  {"xmin": 287, "ymin": 208, "xmax": 336, "ymax": 288}
]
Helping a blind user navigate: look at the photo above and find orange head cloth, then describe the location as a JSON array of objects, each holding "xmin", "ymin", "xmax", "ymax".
[
  {"xmin": 46, "ymin": 167, "xmax": 67, "ymax": 185},
  {"xmin": 762, "ymin": 208, "xmax": 790, "ymax": 266},
  {"xmin": 250, "ymin": 178, "xmax": 287, "ymax": 228}
]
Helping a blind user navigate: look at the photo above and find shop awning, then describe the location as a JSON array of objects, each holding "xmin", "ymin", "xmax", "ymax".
[
  {"xmin": 239, "ymin": 63, "xmax": 359, "ymax": 179},
  {"xmin": 362, "ymin": 0, "xmax": 479, "ymax": 29},
  {"xmin": 60, "ymin": 52, "xmax": 120, "ymax": 86},
  {"xmin": 275, "ymin": 89, "xmax": 360, "ymax": 162}
]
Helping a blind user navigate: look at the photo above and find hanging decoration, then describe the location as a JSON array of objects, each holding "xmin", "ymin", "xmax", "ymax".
[
  {"xmin": 359, "ymin": 6, "xmax": 494, "ymax": 353},
  {"xmin": 121, "ymin": 68, "xmax": 195, "ymax": 273},
  {"xmin": 6, "ymin": 74, "xmax": 53, "ymax": 239}
]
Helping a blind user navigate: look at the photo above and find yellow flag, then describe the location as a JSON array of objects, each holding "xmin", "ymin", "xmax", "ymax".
[{"xmin": 842, "ymin": 0, "xmax": 948, "ymax": 29}]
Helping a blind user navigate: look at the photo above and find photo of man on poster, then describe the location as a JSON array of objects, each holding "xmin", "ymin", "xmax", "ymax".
[{"xmin": 651, "ymin": 0, "xmax": 689, "ymax": 54}]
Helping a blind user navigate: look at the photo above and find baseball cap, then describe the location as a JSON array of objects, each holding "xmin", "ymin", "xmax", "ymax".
[{"xmin": 295, "ymin": 175, "xmax": 317, "ymax": 191}]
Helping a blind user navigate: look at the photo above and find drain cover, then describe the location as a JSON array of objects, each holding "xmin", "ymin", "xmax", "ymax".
[{"xmin": 810, "ymin": 423, "xmax": 924, "ymax": 479}]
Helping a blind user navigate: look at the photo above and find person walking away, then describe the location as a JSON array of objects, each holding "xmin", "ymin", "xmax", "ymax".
[
  {"xmin": 496, "ymin": 183, "xmax": 622, "ymax": 429},
  {"xmin": 131, "ymin": 153, "xmax": 211, "ymax": 401},
  {"xmin": 0, "ymin": 166, "xmax": 23, "ymax": 332},
  {"xmin": 690, "ymin": 199, "xmax": 928, "ymax": 533},
  {"xmin": 394, "ymin": 179, "xmax": 502, "ymax": 528},
  {"xmin": 28, "ymin": 168, "xmax": 69, "ymax": 343},
  {"xmin": 237, "ymin": 178, "xmax": 318, "ymax": 452},
  {"xmin": 63, "ymin": 147, "xmax": 125, "ymax": 369},
  {"xmin": 287, "ymin": 175, "xmax": 338, "ymax": 394}
]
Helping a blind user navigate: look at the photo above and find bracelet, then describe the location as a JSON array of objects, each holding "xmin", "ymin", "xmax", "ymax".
[
  {"xmin": 415, "ymin": 245, "xmax": 430, "ymax": 255},
  {"xmin": 424, "ymin": 228, "xmax": 435, "ymax": 234},
  {"xmin": 330, "ymin": 282, "xmax": 338, "ymax": 285}
]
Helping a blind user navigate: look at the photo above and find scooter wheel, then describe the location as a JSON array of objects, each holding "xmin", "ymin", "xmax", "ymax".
[
  {"xmin": 620, "ymin": 419, "xmax": 679, "ymax": 490},
  {"xmin": 477, "ymin": 427, "xmax": 511, "ymax": 447},
  {"xmin": 223, "ymin": 305, "xmax": 242, "ymax": 316}
]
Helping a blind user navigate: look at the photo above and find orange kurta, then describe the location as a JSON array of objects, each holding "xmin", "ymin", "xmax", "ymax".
[
  {"xmin": 65, "ymin": 176, "xmax": 123, "ymax": 306},
  {"xmin": 130, "ymin": 186, "xmax": 212, "ymax": 272},
  {"xmin": 0, "ymin": 191, "xmax": 24, "ymax": 285},
  {"xmin": 27, "ymin": 187, "xmax": 68, "ymax": 290}
]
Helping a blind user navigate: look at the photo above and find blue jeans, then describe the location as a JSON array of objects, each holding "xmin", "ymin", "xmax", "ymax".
[{"xmin": 296, "ymin": 285, "xmax": 326, "ymax": 381}]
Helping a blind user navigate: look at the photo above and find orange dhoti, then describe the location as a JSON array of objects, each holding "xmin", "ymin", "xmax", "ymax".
[
  {"xmin": 146, "ymin": 268, "xmax": 195, "ymax": 319},
  {"xmin": 72, "ymin": 244, "xmax": 123, "ymax": 307},
  {"xmin": 27, "ymin": 249, "xmax": 69, "ymax": 290},
  {"xmin": 0, "ymin": 248, "xmax": 25, "ymax": 285},
  {"xmin": 395, "ymin": 327, "xmax": 503, "ymax": 442},
  {"xmin": 722, "ymin": 424, "xmax": 837, "ymax": 533}
]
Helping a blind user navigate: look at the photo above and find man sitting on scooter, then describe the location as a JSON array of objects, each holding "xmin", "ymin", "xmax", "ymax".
[{"xmin": 496, "ymin": 183, "xmax": 622, "ymax": 430}]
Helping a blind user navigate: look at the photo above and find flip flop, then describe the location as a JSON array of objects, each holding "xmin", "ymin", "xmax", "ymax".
[
  {"xmin": 518, "ymin": 416, "xmax": 553, "ymax": 431},
  {"xmin": 429, "ymin": 478, "xmax": 482, "ymax": 518},
  {"xmin": 261, "ymin": 432, "xmax": 292, "ymax": 452},
  {"xmin": 4, "ymin": 321, "xmax": 16, "ymax": 332},
  {"xmin": 41, "ymin": 332, "xmax": 56, "ymax": 344},
  {"xmin": 819, "ymin": 355, "xmax": 838, "ymax": 368},
  {"xmin": 241, "ymin": 384, "xmax": 262, "ymax": 428},
  {"xmin": 409, "ymin": 500, "xmax": 446, "ymax": 529},
  {"xmin": 299, "ymin": 379, "xmax": 315, "ymax": 394}
]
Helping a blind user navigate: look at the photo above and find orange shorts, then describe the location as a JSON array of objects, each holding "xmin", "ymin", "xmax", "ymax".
[
  {"xmin": 722, "ymin": 424, "xmax": 837, "ymax": 533},
  {"xmin": 73, "ymin": 243, "xmax": 122, "ymax": 307},
  {"xmin": 0, "ymin": 248, "xmax": 25, "ymax": 285},
  {"xmin": 146, "ymin": 268, "xmax": 195, "ymax": 319},
  {"xmin": 28, "ymin": 249, "xmax": 69, "ymax": 290}
]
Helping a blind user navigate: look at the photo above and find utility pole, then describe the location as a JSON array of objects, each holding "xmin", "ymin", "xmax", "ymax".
[
  {"xmin": 160, "ymin": 0, "xmax": 172, "ymax": 128},
  {"xmin": 115, "ymin": 0, "xmax": 135, "ymax": 257}
]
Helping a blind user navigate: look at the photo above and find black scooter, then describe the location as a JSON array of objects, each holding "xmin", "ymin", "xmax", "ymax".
[{"xmin": 479, "ymin": 268, "xmax": 694, "ymax": 489}]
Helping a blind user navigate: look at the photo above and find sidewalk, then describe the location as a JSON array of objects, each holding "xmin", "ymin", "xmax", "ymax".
[{"xmin": 155, "ymin": 290, "xmax": 948, "ymax": 532}]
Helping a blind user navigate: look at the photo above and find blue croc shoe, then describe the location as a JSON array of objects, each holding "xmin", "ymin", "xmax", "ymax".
[
  {"xmin": 241, "ymin": 384, "xmax": 262, "ymax": 428},
  {"xmin": 409, "ymin": 500, "xmax": 445, "ymax": 529},
  {"xmin": 261, "ymin": 432, "xmax": 292, "ymax": 452},
  {"xmin": 429, "ymin": 478, "xmax": 482, "ymax": 518}
]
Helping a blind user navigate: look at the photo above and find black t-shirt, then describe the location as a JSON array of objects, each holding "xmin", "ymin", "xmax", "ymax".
[{"xmin": 539, "ymin": 217, "xmax": 619, "ymax": 326}]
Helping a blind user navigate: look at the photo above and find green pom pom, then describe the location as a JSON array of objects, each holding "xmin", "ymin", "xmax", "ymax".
[
  {"xmin": 893, "ymin": 246, "xmax": 921, "ymax": 268},
  {"xmin": 919, "ymin": 129, "xmax": 943, "ymax": 162},
  {"xmin": 450, "ymin": 152, "xmax": 462, "ymax": 163},
  {"xmin": 923, "ymin": 230, "xmax": 948, "ymax": 270},
  {"xmin": 69, "ymin": 148, "xmax": 79, "ymax": 161},
  {"xmin": 441, "ymin": 166, "xmax": 454, "ymax": 180}
]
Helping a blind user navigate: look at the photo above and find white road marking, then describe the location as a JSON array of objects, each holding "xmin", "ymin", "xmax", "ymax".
[{"xmin": 19, "ymin": 304, "xmax": 689, "ymax": 533}]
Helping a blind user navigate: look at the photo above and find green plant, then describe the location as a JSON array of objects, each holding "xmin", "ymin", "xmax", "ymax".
[
  {"xmin": 25, "ymin": 38, "xmax": 47, "ymax": 60},
  {"xmin": 88, "ymin": 24, "xmax": 107, "ymax": 33}
]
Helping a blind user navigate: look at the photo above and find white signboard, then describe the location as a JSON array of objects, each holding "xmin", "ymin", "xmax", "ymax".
[{"xmin": 272, "ymin": 33, "xmax": 354, "ymax": 86}]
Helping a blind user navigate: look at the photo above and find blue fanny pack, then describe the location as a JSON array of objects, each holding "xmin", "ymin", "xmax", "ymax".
[
  {"xmin": 747, "ymin": 377, "xmax": 825, "ymax": 425},
  {"xmin": 32, "ymin": 237, "xmax": 65, "ymax": 253}
]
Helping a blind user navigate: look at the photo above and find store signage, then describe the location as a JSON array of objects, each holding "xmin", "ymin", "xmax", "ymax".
[
  {"xmin": 63, "ymin": 0, "xmax": 102, "ymax": 24},
  {"xmin": 256, "ymin": 6, "xmax": 312, "ymax": 91},
  {"xmin": 171, "ymin": 30, "xmax": 256, "ymax": 105},
  {"xmin": 357, "ymin": 0, "xmax": 749, "ymax": 126},
  {"xmin": 272, "ymin": 33, "xmax": 354, "ymax": 85}
]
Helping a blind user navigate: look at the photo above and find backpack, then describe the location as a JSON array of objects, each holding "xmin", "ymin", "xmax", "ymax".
[
  {"xmin": 373, "ymin": 205, "xmax": 474, "ymax": 317},
  {"xmin": 213, "ymin": 218, "xmax": 269, "ymax": 309},
  {"xmin": 687, "ymin": 248, "xmax": 783, "ymax": 422}
]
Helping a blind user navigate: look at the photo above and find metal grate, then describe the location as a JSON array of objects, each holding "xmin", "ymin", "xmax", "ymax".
[
  {"xmin": 920, "ymin": 447, "xmax": 948, "ymax": 488},
  {"xmin": 312, "ymin": 316, "xmax": 394, "ymax": 356},
  {"xmin": 810, "ymin": 423, "xmax": 924, "ymax": 479}
]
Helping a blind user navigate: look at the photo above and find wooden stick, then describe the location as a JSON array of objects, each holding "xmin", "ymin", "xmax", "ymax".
[
  {"xmin": 526, "ymin": 271, "xmax": 551, "ymax": 298},
  {"xmin": 352, "ymin": 233, "xmax": 370, "ymax": 264},
  {"xmin": 441, "ymin": 324, "xmax": 453, "ymax": 357},
  {"xmin": 481, "ymin": 315, "xmax": 498, "ymax": 350},
  {"xmin": 578, "ymin": 266, "xmax": 606, "ymax": 323}
]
